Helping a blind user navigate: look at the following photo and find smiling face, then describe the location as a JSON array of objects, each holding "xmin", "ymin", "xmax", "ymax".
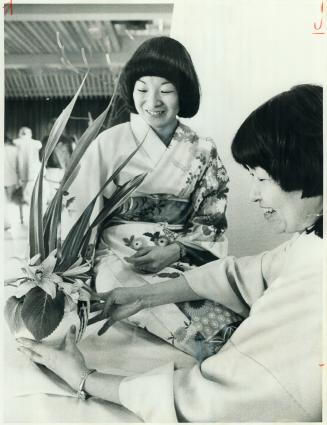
[
  {"xmin": 248, "ymin": 167, "xmax": 322, "ymax": 234},
  {"xmin": 133, "ymin": 76, "xmax": 179, "ymax": 138}
]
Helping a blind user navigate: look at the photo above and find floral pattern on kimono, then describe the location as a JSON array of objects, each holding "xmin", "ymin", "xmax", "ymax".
[{"xmin": 65, "ymin": 114, "xmax": 240, "ymax": 359}]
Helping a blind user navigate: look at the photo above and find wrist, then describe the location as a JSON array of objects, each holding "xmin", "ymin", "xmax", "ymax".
[
  {"xmin": 172, "ymin": 241, "xmax": 186, "ymax": 261},
  {"xmin": 76, "ymin": 368, "xmax": 97, "ymax": 400}
]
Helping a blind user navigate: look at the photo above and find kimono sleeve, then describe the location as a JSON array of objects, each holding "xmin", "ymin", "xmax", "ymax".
[{"xmin": 176, "ymin": 140, "xmax": 229, "ymax": 259}]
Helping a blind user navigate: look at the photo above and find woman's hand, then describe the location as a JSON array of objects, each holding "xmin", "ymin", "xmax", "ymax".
[
  {"xmin": 16, "ymin": 326, "xmax": 88, "ymax": 390},
  {"xmin": 125, "ymin": 244, "xmax": 180, "ymax": 274},
  {"xmin": 88, "ymin": 287, "xmax": 145, "ymax": 335}
]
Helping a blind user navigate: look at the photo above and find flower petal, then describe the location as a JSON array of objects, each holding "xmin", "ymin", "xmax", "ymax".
[
  {"xmin": 38, "ymin": 277, "xmax": 57, "ymax": 299},
  {"xmin": 62, "ymin": 263, "xmax": 91, "ymax": 277},
  {"xmin": 41, "ymin": 250, "xmax": 58, "ymax": 275},
  {"xmin": 15, "ymin": 281, "xmax": 36, "ymax": 298},
  {"xmin": 29, "ymin": 253, "xmax": 41, "ymax": 266}
]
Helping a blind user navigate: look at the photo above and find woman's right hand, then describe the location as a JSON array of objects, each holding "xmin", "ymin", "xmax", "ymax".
[{"xmin": 88, "ymin": 287, "xmax": 145, "ymax": 335}]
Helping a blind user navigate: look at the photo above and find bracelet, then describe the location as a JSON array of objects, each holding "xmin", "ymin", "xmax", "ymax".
[
  {"xmin": 77, "ymin": 368, "xmax": 97, "ymax": 400},
  {"xmin": 174, "ymin": 241, "xmax": 187, "ymax": 260}
]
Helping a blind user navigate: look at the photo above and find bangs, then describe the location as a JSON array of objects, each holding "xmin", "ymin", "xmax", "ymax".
[{"xmin": 231, "ymin": 109, "xmax": 275, "ymax": 173}]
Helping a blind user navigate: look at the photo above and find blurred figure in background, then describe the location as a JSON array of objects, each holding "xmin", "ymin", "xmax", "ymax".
[
  {"xmin": 4, "ymin": 134, "xmax": 20, "ymax": 230},
  {"xmin": 44, "ymin": 134, "xmax": 74, "ymax": 202},
  {"xmin": 13, "ymin": 127, "xmax": 42, "ymax": 205}
]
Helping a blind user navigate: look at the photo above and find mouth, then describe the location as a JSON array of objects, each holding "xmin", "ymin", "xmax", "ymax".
[
  {"xmin": 145, "ymin": 109, "xmax": 165, "ymax": 117},
  {"xmin": 262, "ymin": 207, "xmax": 276, "ymax": 219}
]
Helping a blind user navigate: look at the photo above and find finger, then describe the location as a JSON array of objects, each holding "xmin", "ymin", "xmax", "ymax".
[
  {"xmin": 102, "ymin": 294, "xmax": 118, "ymax": 317},
  {"xmin": 16, "ymin": 338, "xmax": 43, "ymax": 354},
  {"xmin": 90, "ymin": 291, "xmax": 103, "ymax": 301},
  {"xmin": 17, "ymin": 346, "xmax": 44, "ymax": 364},
  {"xmin": 97, "ymin": 317, "xmax": 115, "ymax": 336},
  {"xmin": 65, "ymin": 325, "xmax": 77, "ymax": 348},
  {"xmin": 131, "ymin": 247, "xmax": 152, "ymax": 257},
  {"xmin": 94, "ymin": 291, "xmax": 111, "ymax": 301},
  {"xmin": 112, "ymin": 300, "xmax": 143, "ymax": 321},
  {"xmin": 88, "ymin": 312, "xmax": 104, "ymax": 326},
  {"xmin": 126, "ymin": 256, "xmax": 150, "ymax": 265},
  {"xmin": 90, "ymin": 302, "xmax": 104, "ymax": 312}
]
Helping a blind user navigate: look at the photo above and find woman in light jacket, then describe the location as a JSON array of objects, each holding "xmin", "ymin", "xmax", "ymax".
[{"xmin": 17, "ymin": 84, "xmax": 323, "ymax": 422}]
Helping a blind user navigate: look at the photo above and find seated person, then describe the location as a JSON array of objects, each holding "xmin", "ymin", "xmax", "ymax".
[{"xmin": 64, "ymin": 37, "xmax": 235, "ymax": 357}]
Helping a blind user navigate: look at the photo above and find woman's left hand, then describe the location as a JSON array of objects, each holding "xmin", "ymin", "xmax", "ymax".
[
  {"xmin": 125, "ymin": 244, "xmax": 180, "ymax": 273},
  {"xmin": 16, "ymin": 325, "xmax": 88, "ymax": 390}
]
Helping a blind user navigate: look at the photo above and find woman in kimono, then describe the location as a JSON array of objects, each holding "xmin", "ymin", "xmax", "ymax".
[
  {"xmin": 64, "ymin": 37, "xmax": 239, "ymax": 357},
  {"xmin": 18, "ymin": 84, "xmax": 323, "ymax": 422}
]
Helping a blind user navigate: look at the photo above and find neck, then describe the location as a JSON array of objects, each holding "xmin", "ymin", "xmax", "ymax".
[
  {"xmin": 153, "ymin": 120, "xmax": 178, "ymax": 146},
  {"xmin": 301, "ymin": 196, "xmax": 323, "ymax": 232}
]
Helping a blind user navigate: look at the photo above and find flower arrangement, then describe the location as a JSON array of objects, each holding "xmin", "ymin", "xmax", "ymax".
[{"xmin": 5, "ymin": 73, "xmax": 146, "ymax": 343}]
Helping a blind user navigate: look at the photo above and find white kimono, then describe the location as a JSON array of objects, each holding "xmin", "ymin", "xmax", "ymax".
[
  {"xmin": 119, "ymin": 231, "xmax": 323, "ymax": 422},
  {"xmin": 65, "ymin": 114, "xmax": 238, "ymax": 357}
]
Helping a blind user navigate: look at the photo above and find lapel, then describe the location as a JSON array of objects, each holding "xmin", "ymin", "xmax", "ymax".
[{"xmin": 130, "ymin": 113, "xmax": 168, "ymax": 166}]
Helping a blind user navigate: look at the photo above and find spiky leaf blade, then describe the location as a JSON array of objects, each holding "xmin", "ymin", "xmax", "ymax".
[
  {"xmin": 21, "ymin": 287, "xmax": 65, "ymax": 341},
  {"xmin": 29, "ymin": 73, "xmax": 88, "ymax": 260}
]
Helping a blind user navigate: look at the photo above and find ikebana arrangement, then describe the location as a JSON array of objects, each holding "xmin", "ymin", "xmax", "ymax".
[{"xmin": 4, "ymin": 73, "xmax": 146, "ymax": 344}]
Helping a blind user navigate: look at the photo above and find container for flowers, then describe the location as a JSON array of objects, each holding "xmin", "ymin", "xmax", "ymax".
[{"xmin": 4, "ymin": 73, "xmax": 146, "ymax": 346}]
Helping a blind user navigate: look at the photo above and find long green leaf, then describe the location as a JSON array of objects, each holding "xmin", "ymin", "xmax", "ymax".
[
  {"xmin": 90, "ymin": 173, "xmax": 147, "ymax": 229},
  {"xmin": 29, "ymin": 73, "xmax": 88, "ymax": 260},
  {"xmin": 60, "ymin": 100, "xmax": 112, "ymax": 190},
  {"xmin": 43, "ymin": 99, "xmax": 113, "ymax": 256},
  {"xmin": 56, "ymin": 135, "xmax": 147, "ymax": 271},
  {"xmin": 80, "ymin": 173, "xmax": 147, "ymax": 258},
  {"xmin": 56, "ymin": 200, "xmax": 97, "ymax": 271}
]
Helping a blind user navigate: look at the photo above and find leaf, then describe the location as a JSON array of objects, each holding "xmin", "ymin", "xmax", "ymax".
[
  {"xmin": 21, "ymin": 287, "xmax": 65, "ymax": 341},
  {"xmin": 15, "ymin": 280, "xmax": 36, "ymax": 298},
  {"xmin": 4, "ymin": 296, "xmax": 24, "ymax": 334},
  {"xmin": 30, "ymin": 73, "xmax": 88, "ymax": 261},
  {"xmin": 38, "ymin": 277, "xmax": 57, "ymax": 299},
  {"xmin": 43, "ymin": 97, "xmax": 113, "ymax": 253}
]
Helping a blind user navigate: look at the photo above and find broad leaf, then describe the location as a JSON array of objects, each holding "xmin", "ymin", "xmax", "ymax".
[
  {"xmin": 21, "ymin": 287, "xmax": 65, "ymax": 341},
  {"xmin": 4, "ymin": 296, "xmax": 24, "ymax": 334}
]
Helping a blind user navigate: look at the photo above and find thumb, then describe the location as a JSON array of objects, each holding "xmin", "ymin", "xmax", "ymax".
[{"xmin": 65, "ymin": 325, "xmax": 77, "ymax": 349}]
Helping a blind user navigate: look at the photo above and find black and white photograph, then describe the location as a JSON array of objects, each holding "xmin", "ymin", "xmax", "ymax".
[{"xmin": 2, "ymin": 0, "xmax": 326, "ymax": 422}]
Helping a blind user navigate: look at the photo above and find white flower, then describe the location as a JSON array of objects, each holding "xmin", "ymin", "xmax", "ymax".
[
  {"xmin": 58, "ymin": 279, "xmax": 90, "ymax": 312},
  {"xmin": 15, "ymin": 250, "xmax": 62, "ymax": 299}
]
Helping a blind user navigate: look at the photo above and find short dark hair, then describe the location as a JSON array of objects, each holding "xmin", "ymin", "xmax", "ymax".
[
  {"xmin": 119, "ymin": 36, "xmax": 200, "ymax": 118},
  {"xmin": 231, "ymin": 84, "xmax": 323, "ymax": 198}
]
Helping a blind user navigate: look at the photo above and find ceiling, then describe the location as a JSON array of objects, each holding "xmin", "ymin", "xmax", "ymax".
[{"xmin": 4, "ymin": 3, "xmax": 173, "ymax": 99}]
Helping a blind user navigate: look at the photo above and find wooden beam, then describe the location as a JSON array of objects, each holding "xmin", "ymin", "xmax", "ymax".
[
  {"xmin": 5, "ymin": 3, "xmax": 173, "ymax": 21},
  {"xmin": 5, "ymin": 52, "xmax": 128, "ymax": 69},
  {"xmin": 106, "ymin": 21, "xmax": 121, "ymax": 52}
]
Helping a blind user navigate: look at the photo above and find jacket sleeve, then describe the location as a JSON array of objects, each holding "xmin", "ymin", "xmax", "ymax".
[{"xmin": 119, "ymin": 340, "xmax": 308, "ymax": 422}]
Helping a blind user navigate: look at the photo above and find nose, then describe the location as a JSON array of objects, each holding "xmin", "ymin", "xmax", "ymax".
[
  {"xmin": 147, "ymin": 90, "xmax": 162, "ymax": 108},
  {"xmin": 249, "ymin": 181, "xmax": 261, "ymax": 203}
]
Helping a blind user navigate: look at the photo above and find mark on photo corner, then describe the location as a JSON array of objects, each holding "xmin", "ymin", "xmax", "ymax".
[
  {"xmin": 312, "ymin": 0, "xmax": 326, "ymax": 35},
  {"xmin": 3, "ymin": 0, "xmax": 13, "ymax": 16}
]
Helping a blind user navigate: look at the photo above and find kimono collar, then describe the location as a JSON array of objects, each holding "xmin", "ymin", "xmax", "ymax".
[{"xmin": 130, "ymin": 113, "xmax": 177, "ymax": 164}]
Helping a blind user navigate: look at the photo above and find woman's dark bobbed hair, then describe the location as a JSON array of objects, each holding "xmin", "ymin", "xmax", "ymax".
[
  {"xmin": 119, "ymin": 36, "xmax": 200, "ymax": 118},
  {"xmin": 231, "ymin": 84, "xmax": 323, "ymax": 198}
]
